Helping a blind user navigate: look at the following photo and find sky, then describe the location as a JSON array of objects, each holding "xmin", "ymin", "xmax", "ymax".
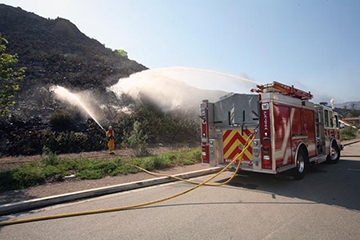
[{"xmin": 2, "ymin": 0, "xmax": 360, "ymax": 104}]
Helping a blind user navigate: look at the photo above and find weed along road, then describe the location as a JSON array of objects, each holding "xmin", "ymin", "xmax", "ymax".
[{"xmin": 1, "ymin": 143, "xmax": 360, "ymax": 239}]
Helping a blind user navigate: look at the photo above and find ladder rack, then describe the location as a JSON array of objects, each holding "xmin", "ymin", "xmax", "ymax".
[{"xmin": 251, "ymin": 81, "xmax": 313, "ymax": 100}]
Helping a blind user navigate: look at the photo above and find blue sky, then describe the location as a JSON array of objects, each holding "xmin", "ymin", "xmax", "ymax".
[{"xmin": 2, "ymin": 0, "xmax": 360, "ymax": 103}]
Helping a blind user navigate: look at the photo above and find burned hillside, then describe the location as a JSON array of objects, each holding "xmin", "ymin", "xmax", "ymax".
[{"xmin": 0, "ymin": 4, "xmax": 147, "ymax": 119}]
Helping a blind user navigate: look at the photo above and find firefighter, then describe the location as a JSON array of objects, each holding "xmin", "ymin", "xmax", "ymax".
[{"xmin": 106, "ymin": 126, "xmax": 115, "ymax": 154}]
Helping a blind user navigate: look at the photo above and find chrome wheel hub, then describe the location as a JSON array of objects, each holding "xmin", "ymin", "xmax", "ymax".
[
  {"xmin": 297, "ymin": 158, "xmax": 305, "ymax": 173},
  {"xmin": 330, "ymin": 147, "xmax": 338, "ymax": 160}
]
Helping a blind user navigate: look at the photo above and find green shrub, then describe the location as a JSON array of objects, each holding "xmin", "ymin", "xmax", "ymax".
[
  {"xmin": 89, "ymin": 161, "xmax": 118, "ymax": 173},
  {"xmin": 43, "ymin": 165, "xmax": 62, "ymax": 177},
  {"xmin": 115, "ymin": 49, "xmax": 128, "ymax": 57},
  {"xmin": 153, "ymin": 155, "xmax": 173, "ymax": 169},
  {"xmin": 57, "ymin": 158, "xmax": 77, "ymax": 172},
  {"xmin": 73, "ymin": 159, "xmax": 119, "ymax": 179},
  {"xmin": 182, "ymin": 159, "xmax": 195, "ymax": 165},
  {"xmin": 75, "ymin": 169, "xmax": 105, "ymax": 179},
  {"xmin": 341, "ymin": 126, "xmax": 358, "ymax": 141},
  {"xmin": 110, "ymin": 164, "xmax": 139, "ymax": 176},
  {"xmin": 12, "ymin": 163, "xmax": 45, "ymax": 188},
  {"xmin": 123, "ymin": 121, "xmax": 149, "ymax": 157},
  {"xmin": 141, "ymin": 157, "xmax": 155, "ymax": 171},
  {"xmin": 41, "ymin": 147, "xmax": 59, "ymax": 166}
]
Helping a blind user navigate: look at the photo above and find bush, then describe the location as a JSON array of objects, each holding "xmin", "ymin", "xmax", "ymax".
[
  {"xmin": 123, "ymin": 121, "xmax": 149, "ymax": 157},
  {"xmin": 5, "ymin": 129, "xmax": 44, "ymax": 156},
  {"xmin": 41, "ymin": 147, "xmax": 59, "ymax": 166},
  {"xmin": 115, "ymin": 49, "xmax": 128, "ymax": 58},
  {"xmin": 111, "ymin": 165, "xmax": 138, "ymax": 176},
  {"xmin": 43, "ymin": 130, "xmax": 104, "ymax": 154},
  {"xmin": 43, "ymin": 165, "xmax": 62, "ymax": 177},
  {"xmin": 75, "ymin": 169, "xmax": 105, "ymax": 179},
  {"xmin": 49, "ymin": 112, "xmax": 75, "ymax": 132},
  {"xmin": 0, "ymin": 171, "xmax": 19, "ymax": 191},
  {"xmin": 341, "ymin": 126, "xmax": 358, "ymax": 141},
  {"xmin": 141, "ymin": 157, "xmax": 155, "ymax": 171},
  {"xmin": 12, "ymin": 163, "xmax": 45, "ymax": 188},
  {"xmin": 153, "ymin": 155, "xmax": 172, "ymax": 169}
]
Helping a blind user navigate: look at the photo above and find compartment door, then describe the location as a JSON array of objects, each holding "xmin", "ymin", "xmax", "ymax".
[
  {"xmin": 222, "ymin": 129, "xmax": 254, "ymax": 167},
  {"xmin": 273, "ymin": 104, "xmax": 294, "ymax": 167}
]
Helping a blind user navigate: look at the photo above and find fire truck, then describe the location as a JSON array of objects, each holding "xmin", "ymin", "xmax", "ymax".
[{"xmin": 200, "ymin": 81, "xmax": 341, "ymax": 179}]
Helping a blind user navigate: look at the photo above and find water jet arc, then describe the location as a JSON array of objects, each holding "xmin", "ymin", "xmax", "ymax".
[{"xmin": 51, "ymin": 86, "xmax": 105, "ymax": 131}]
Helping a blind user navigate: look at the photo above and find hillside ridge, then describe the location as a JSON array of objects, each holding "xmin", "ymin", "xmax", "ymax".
[{"xmin": 0, "ymin": 3, "xmax": 148, "ymax": 119}]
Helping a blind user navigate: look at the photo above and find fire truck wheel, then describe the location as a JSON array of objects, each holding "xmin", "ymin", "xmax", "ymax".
[
  {"xmin": 294, "ymin": 150, "xmax": 307, "ymax": 180},
  {"xmin": 326, "ymin": 142, "xmax": 340, "ymax": 164}
]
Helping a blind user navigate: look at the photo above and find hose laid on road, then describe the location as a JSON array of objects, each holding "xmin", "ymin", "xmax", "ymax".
[
  {"xmin": 0, "ymin": 135, "xmax": 255, "ymax": 227},
  {"xmin": 133, "ymin": 133, "xmax": 254, "ymax": 186}
]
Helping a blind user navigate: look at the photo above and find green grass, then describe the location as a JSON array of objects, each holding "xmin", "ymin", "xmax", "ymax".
[
  {"xmin": 0, "ymin": 148, "xmax": 201, "ymax": 192},
  {"xmin": 340, "ymin": 126, "xmax": 359, "ymax": 141}
]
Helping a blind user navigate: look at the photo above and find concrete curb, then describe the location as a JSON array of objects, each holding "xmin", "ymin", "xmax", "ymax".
[
  {"xmin": 0, "ymin": 167, "xmax": 222, "ymax": 216},
  {"xmin": 342, "ymin": 139, "xmax": 360, "ymax": 147}
]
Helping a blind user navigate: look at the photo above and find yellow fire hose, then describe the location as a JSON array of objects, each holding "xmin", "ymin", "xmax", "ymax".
[
  {"xmin": 133, "ymin": 133, "xmax": 254, "ymax": 187},
  {"xmin": 0, "ymin": 135, "xmax": 255, "ymax": 227}
]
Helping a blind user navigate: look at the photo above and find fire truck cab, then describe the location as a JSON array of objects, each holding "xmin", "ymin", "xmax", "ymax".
[{"xmin": 200, "ymin": 81, "xmax": 341, "ymax": 179}]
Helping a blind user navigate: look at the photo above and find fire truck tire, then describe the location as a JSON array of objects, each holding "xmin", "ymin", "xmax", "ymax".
[
  {"xmin": 294, "ymin": 149, "xmax": 307, "ymax": 180},
  {"xmin": 326, "ymin": 142, "xmax": 340, "ymax": 164}
]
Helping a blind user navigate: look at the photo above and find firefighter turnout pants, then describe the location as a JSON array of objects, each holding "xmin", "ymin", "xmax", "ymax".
[{"xmin": 108, "ymin": 139, "xmax": 115, "ymax": 153}]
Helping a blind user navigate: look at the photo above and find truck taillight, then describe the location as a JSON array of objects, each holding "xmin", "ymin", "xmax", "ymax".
[
  {"xmin": 262, "ymin": 145, "xmax": 272, "ymax": 169},
  {"xmin": 263, "ymin": 147, "xmax": 270, "ymax": 159}
]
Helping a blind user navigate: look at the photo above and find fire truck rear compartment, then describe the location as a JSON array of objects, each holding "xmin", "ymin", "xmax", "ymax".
[{"xmin": 202, "ymin": 94, "xmax": 261, "ymax": 171}]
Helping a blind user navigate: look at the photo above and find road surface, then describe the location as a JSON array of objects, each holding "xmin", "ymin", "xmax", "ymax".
[{"xmin": 1, "ymin": 143, "xmax": 360, "ymax": 239}]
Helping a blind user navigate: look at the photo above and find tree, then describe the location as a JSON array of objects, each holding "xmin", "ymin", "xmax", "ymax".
[
  {"xmin": 345, "ymin": 112, "xmax": 353, "ymax": 118},
  {"xmin": 350, "ymin": 102, "xmax": 356, "ymax": 111},
  {"xmin": 0, "ymin": 32, "xmax": 25, "ymax": 116},
  {"xmin": 115, "ymin": 49, "xmax": 128, "ymax": 58},
  {"xmin": 319, "ymin": 102, "xmax": 328, "ymax": 106}
]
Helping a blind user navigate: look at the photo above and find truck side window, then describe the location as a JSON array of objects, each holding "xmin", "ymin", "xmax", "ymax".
[
  {"xmin": 335, "ymin": 115, "xmax": 339, "ymax": 128},
  {"xmin": 329, "ymin": 111, "xmax": 334, "ymax": 127},
  {"xmin": 324, "ymin": 109, "xmax": 329, "ymax": 128}
]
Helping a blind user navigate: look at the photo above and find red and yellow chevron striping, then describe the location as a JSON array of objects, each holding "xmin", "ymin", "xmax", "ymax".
[{"xmin": 223, "ymin": 129, "xmax": 254, "ymax": 164}]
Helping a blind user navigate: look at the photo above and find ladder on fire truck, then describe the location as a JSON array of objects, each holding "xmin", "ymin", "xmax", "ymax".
[{"xmin": 251, "ymin": 81, "xmax": 313, "ymax": 100}]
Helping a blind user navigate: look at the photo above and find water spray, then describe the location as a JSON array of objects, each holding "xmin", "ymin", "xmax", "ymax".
[
  {"xmin": 50, "ymin": 86, "xmax": 105, "ymax": 131},
  {"xmin": 153, "ymin": 67, "xmax": 258, "ymax": 84},
  {"xmin": 109, "ymin": 67, "xmax": 257, "ymax": 112}
]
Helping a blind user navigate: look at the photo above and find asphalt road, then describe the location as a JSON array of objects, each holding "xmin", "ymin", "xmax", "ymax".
[{"xmin": 1, "ymin": 143, "xmax": 360, "ymax": 240}]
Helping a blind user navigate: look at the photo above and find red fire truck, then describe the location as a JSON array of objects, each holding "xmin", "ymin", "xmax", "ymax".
[{"xmin": 200, "ymin": 81, "xmax": 341, "ymax": 179}]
